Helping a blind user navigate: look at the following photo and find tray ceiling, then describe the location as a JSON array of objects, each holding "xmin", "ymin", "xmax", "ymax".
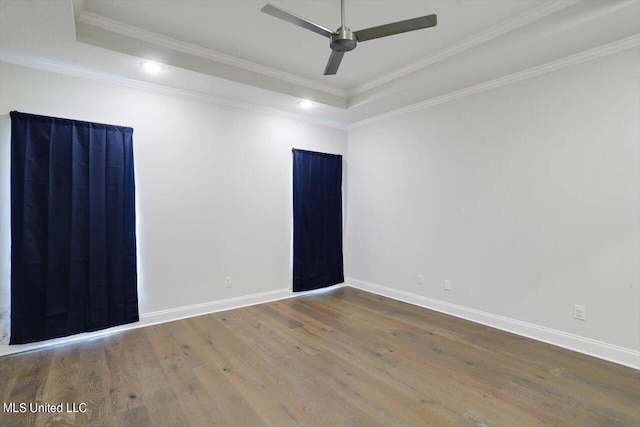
[{"xmin": 1, "ymin": 0, "xmax": 638, "ymax": 127}]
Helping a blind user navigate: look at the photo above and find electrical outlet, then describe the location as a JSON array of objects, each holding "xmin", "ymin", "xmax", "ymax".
[
  {"xmin": 574, "ymin": 305, "xmax": 586, "ymax": 321},
  {"xmin": 225, "ymin": 277, "xmax": 232, "ymax": 288},
  {"xmin": 417, "ymin": 274, "xmax": 424, "ymax": 285},
  {"xmin": 444, "ymin": 279, "xmax": 452, "ymax": 291}
]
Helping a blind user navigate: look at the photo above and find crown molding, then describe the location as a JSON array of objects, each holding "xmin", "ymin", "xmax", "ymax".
[
  {"xmin": 71, "ymin": 0, "xmax": 84, "ymax": 21},
  {"xmin": 3, "ymin": 31, "xmax": 636, "ymax": 133},
  {"xmin": 0, "ymin": 49, "xmax": 347, "ymax": 131},
  {"xmin": 348, "ymin": 0, "xmax": 582, "ymax": 97},
  {"xmin": 76, "ymin": 11, "xmax": 347, "ymax": 99},
  {"xmin": 69, "ymin": 0, "xmax": 84, "ymax": 41},
  {"xmin": 348, "ymin": 34, "xmax": 640, "ymax": 130}
]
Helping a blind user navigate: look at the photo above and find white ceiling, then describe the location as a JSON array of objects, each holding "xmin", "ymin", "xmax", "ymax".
[
  {"xmin": 1, "ymin": 0, "xmax": 639, "ymax": 128},
  {"xmin": 79, "ymin": 0, "xmax": 544, "ymax": 90}
]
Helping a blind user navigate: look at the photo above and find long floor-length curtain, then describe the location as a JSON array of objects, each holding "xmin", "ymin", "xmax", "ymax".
[
  {"xmin": 10, "ymin": 111, "xmax": 138, "ymax": 344},
  {"xmin": 292, "ymin": 149, "xmax": 344, "ymax": 292}
]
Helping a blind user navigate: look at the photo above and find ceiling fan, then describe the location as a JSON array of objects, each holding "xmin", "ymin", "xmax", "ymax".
[{"xmin": 261, "ymin": 0, "xmax": 437, "ymax": 75}]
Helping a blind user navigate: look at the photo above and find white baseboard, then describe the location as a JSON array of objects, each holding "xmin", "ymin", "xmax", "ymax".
[
  {"xmin": 347, "ymin": 278, "xmax": 640, "ymax": 370},
  {"xmin": 3, "ymin": 280, "xmax": 637, "ymax": 370},
  {"xmin": 0, "ymin": 284, "xmax": 345, "ymax": 357}
]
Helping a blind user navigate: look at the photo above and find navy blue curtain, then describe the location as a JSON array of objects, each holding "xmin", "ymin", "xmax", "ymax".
[
  {"xmin": 10, "ymin": 111, "xmax": 138, "ymax": 344},
  {"xmin": 292, "ymin": 149, "xmax": 344, "ymax": 292}
]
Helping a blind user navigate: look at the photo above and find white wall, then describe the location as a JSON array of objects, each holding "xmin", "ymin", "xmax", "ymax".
[
  {"xmin": 347, "ymin": 48, "xmax": 640, "ymax": 361},
  {"xmin": 1, "ymin": 47, "xmax": 638, "ymax": 367},
  {"xmin": 0, "ymin": 61, "xmax": 347, "ymax": 350}
]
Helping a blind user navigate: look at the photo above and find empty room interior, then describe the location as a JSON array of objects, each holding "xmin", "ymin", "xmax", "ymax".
[{"xmin": 0, "ymin": 0, "xmax": 639, "ymax": 425}]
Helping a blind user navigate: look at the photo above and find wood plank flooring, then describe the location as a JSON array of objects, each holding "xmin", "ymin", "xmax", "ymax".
[{"xmin": 1, "ymin": 287, "xmax": 638, "ymax": 426}]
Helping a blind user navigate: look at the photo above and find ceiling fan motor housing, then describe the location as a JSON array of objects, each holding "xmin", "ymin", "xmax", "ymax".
[{"xmin": 330, "ymin": 27, "xmax": 357, "ymax": 52}]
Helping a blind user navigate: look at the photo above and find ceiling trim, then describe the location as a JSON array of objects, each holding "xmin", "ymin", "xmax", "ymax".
[
  {"xmin": 348, "ymin": 34, "xmax": 640, "ymax": 130},
  {"xmin": 348, "ymin": 0, "xmax": 581, "ymax": 97},
  {"xmin": 75, "ymin": 11, "xmax": 347, "ymax": 99},
  {"xmin": 3, "ymin": 31, "xmax": 635, "ymax": 134},
  {"xmin": 71, "ymin": 0, "xmax": 84, "ymax": 20},
  {"xmin": 0, "ymin": 49, "xmax": 347, "ymax": 131}
]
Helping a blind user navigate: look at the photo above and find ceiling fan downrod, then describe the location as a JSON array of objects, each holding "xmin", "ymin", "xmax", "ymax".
[{"xmin": 331, "ymin": 0, "xmax": 357, "ymax": 54}]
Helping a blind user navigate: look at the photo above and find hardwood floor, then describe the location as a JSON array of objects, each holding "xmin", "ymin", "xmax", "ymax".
[{"xmin": 1, "ymin": 286, "xmax": 638, "ymax": 426}]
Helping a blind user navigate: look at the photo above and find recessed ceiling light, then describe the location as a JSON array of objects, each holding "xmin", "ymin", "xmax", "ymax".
[
  {"xmin": 141, "ymin": 61, "xmax": 163, "ymax": 73},
  {"xmin": 299, "ymin": 100, "xmax": 314, "ymax": 109}
]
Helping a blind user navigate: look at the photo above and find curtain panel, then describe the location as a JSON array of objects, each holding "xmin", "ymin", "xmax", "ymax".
[
  {"xmin": 292, "ymin": 149, "xmax": 344, "ymax": 292},
  {"xmin": 10, "ymin": 111, "xmax": 139, "ymax": 344}
]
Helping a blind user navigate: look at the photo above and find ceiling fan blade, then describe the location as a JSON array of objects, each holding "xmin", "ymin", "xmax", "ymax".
[
  {"xmin": 324, "ymin": 51, "xmax": 345, "ymax": 75},
  {"xmin": 355, "ymin": 14, "xmax": 437, "ymax": 42},
  {"xmin": 261, "ymin": 4, "xmax": 333, "ymax": 38}
]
